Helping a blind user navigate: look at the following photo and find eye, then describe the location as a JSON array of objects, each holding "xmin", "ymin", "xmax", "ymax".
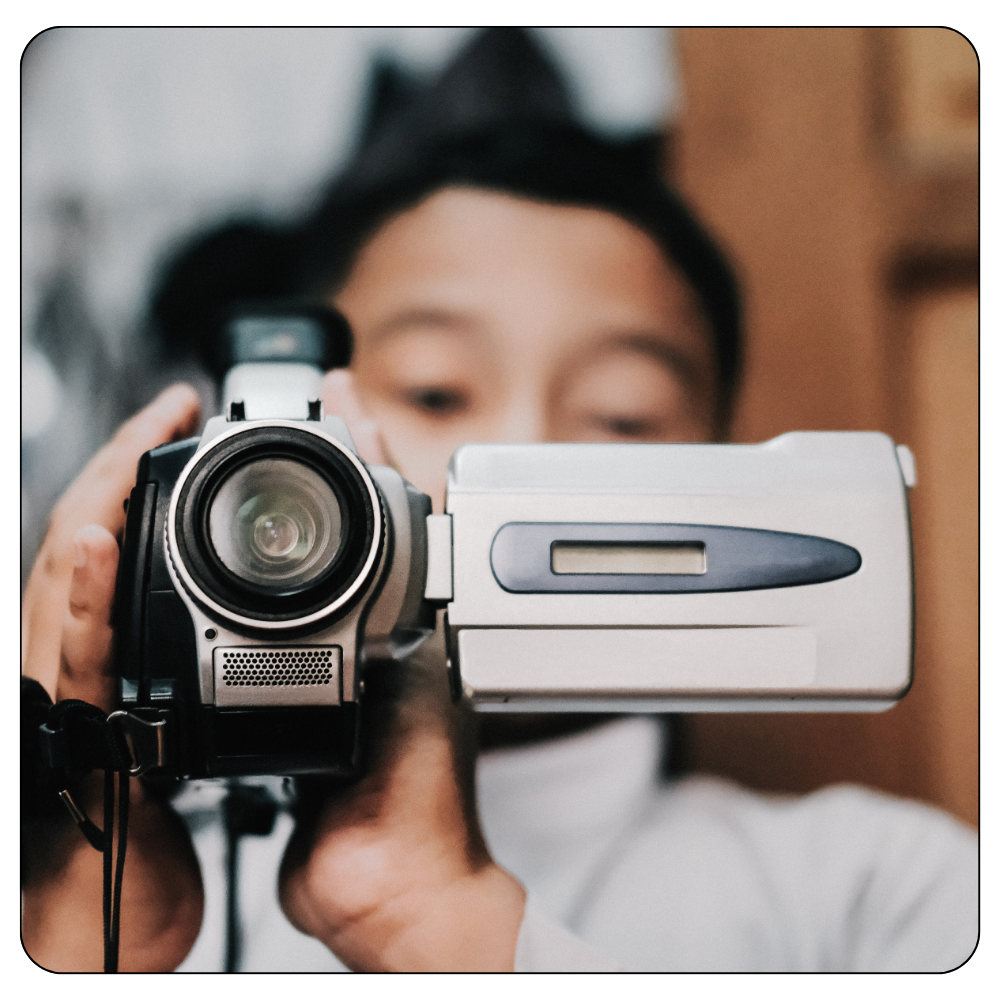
[
  {"xmin": 595, "ymin": 415, "xmax": 660, "ymax": 439},
  {"xmin": 405, "ymin": 387, "xmax": 468, "ymax": 417}
]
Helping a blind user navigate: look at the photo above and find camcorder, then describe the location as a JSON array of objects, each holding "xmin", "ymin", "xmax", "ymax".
[{"xmin": 112, "ymin": 306, "xmax": 916, "ymax": 782}]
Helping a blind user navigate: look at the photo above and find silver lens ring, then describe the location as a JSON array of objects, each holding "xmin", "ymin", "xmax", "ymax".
[{"xmin": 167, "ymin": 421, "xmax": 383, "ymax": 630}]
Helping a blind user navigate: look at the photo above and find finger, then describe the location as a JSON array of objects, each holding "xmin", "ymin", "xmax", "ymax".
[
  {"xmin": 56, "ymin": 526, "xmax": 120, "ymax": 709},
  {"xmin": 55, "ymin": 383, "xmax": 202, "ymax": 541},
  {"xmin": 321, "ymin": 370, "xmax": 389, "ymax": 466}
]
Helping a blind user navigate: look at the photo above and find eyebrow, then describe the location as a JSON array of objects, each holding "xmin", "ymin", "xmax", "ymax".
[{"xmin": 366, "ymin": 307, "xmax": 477, "ymax": 348}]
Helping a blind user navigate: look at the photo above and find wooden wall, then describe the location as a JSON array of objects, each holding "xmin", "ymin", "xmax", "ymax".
[{"xmin": 671, "ymin": 28, "xmax": 978, "ymax": 827}]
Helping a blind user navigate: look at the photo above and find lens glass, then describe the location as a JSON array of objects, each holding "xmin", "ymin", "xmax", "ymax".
[{"xmin": 208, "ymin": 458, "xmax": 343, "ymax": 590}]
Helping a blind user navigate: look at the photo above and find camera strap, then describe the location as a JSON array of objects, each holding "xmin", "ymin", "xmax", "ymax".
[{"xmin": 23, "ymin": 677, "xmax": 168, "ymax": 973}]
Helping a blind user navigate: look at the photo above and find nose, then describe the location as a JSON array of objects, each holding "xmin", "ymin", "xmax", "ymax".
[{"xmin": 494, "ymin": 394, "xmax": 549, "ymax": 444}]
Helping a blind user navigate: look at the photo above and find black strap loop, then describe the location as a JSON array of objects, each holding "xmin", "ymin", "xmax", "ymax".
[
  {"xmin": 41, "ymin": 699, "xmax": 133, "ymax": 774},
  {"xmin": 22, "ymin": 679, "xmax": 135, "ymax": 973}
]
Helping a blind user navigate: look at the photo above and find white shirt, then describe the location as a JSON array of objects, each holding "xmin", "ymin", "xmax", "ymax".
[{"xmin": 175, "ymin": 717, "xmax": 978, "ymax": 972}]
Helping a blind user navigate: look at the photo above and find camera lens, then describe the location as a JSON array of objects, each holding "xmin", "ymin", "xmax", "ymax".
[
  {"xmin": 172, "ymin": 424, "xmax": 381, "ymax": 626},
  {"xmin": 208, "ymin": 458, "xmax": 343, "ymax": 591}
]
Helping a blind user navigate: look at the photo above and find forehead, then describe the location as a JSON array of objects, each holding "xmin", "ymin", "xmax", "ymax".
[{"xmin": 338, "ymin": 187, "xmax": 710, "ymax": 351}]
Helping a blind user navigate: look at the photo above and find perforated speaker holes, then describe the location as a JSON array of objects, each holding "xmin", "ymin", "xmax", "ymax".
[{"xmin": 220, "ymin": 648, "xmax": 335, "ymax": 687}]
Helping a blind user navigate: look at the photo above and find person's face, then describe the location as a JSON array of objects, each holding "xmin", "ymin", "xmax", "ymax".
[{"xmin": 334, "ymin": 187, "xmax": 718, "ymax": 512}]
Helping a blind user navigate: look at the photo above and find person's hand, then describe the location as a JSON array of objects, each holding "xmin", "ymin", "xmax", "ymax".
[
  {"xmin": 21, "ymin": 385, "xmax": 205, "ymax": 972},
  {"xmin": 277, "ymin": 371, "xmax": 526, "ymax": 972},
  {"xmin": 22, "ymin": 384, "xmax": 200, "ymax": 701}
]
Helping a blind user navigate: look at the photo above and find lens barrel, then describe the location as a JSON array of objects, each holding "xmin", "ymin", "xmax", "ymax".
[{"xmin": 171, "ymin": 424, "xmax": 382, "ymax": 626}]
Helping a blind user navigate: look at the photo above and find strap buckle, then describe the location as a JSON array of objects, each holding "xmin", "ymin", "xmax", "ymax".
[{"xmin": 106, "ymin": 711, "xmax": 168, "ymax": 776}]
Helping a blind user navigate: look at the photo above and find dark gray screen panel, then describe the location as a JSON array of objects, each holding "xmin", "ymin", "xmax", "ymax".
[{"xmin": 490, "ymin": 523, "xmax": 861, "ymax": 594}]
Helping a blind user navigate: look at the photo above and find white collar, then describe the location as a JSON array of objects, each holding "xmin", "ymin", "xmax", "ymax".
[{"xmin": 476, "ymin": 716, "xmax": 665, "ymax": 921}]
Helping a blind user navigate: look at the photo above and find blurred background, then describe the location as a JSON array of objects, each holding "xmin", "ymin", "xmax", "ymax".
[{"xmin": 21, "ymin": 28, "xmax": 978, "ymax": 827}]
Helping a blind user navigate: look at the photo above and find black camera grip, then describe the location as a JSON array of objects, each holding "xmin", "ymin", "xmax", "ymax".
[{"xmin": 113, "ymin": 482, "xmax": 158, "ymax": 702}]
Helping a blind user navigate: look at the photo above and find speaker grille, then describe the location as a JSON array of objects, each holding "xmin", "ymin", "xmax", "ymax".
[
  {"xmin": 220, "ymin": 648, "xmax": 335, "ymax": 687},
  {"xmin": 214, "ymin": 646, "xmax": 342, "ymax": 707}
]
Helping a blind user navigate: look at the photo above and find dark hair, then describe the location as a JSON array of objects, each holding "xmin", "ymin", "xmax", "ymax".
[
  {"xmin": 313, "ymin": 124, "xmax": 741, "ymax": 428},
  {"xmin": 151, "ymin": 31, "xmax": 742, "ymax": 431}
]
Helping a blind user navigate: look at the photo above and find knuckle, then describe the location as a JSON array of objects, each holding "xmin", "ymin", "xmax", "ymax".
[{"xmin": 67, "ymin": 594, "xmax": 93, "ymax": 620}]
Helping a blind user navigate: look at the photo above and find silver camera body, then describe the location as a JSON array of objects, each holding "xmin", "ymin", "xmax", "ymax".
[
  {"xmin": 177, "ymin": 361, "xmax": 916, "ymax": 718},
  {"xmin": 116, "ymin": 304, "xmax": 917, "ymax": 779},
  {"xmin": 206, "ymin": 362, "xmax": 916, "ymax": 716}
]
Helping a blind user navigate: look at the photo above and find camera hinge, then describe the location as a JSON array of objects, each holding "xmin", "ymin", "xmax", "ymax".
[{"xmin": 424, "ymin": 514, "xmax": 453, "ymax": 603}]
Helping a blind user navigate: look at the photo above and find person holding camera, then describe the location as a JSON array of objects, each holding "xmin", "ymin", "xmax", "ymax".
[{"xmin": 21, "ymin": 31, "xmax": 977, "ymax": 973}]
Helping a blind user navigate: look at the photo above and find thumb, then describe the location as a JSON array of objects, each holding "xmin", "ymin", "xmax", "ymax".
[{"xmin": 57, "ymin": 525, "xmax": 120, "ymax": 710}]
